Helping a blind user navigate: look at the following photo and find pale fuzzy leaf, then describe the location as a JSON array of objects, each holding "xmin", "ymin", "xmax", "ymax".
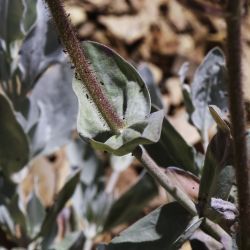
[
  {"xmin": 90, "ymin": 110, "xmax": 164, "ymax": 155},
  {"xmin": 110, "ymin": 153, "xmax": 134, "ymax": 172},
  {"xmin": 191, "ymin": 48, "xmax": 227, "ymax": 139},
  {"xmin": 73, "ymin": 41, "xmax": 150, "ymax": 138},
  {"xmin": 73, "ymin": 41, "xmax": 164, "ymax": 155}
]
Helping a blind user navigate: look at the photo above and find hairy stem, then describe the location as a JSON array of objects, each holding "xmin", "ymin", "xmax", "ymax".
[
  {"xmin": 226, "ymin": 1, "xmax": 250, "ymax": 249},
  {"xmin": 45, "ymin": 0, "xmax": 124, "ymax": 134},
  {"xmin": 132, "ymin": 146, "xmax": 232, "ymax": 248}
]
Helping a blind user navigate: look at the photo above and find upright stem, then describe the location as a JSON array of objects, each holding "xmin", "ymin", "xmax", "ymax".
[
  {"xmin": 226, "ymin": 1, "xmax": 250, "ymax": 249},
  {"xmin": 45, "ymin": 0, "xmax": 124, "ymax": 134}
]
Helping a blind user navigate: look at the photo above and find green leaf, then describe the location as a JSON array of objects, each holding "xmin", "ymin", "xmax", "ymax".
[
  {"xmin": 27, "ymin": 62, "xmax": 77, "ymax": 156},
  {"xmin": 21, "ymin": 0, "xmax": 37, "ymax": 33},
  {"xmin": 103, "ymin": 173, "xmax": 158, "ymax": 231},
  {"xmin": 0, "ymin": 205, "xmax": 15, "ymax": 236},
  {"xmin": 73, "ymin": 41, "xmax": 164, "ymax": 155},
  {"xmin": 0, "ymin": 94, "xmax": 29, "ymax": 175},
  {"xmin": 8, "ymin": 194, "xmax": 27, "ymax": 236},
  {"xmin": 26, "ymin": 192, "xmax": 45, "ymax": 238},
  {"xmin": 40, "ymin": 171, "xmax": 80, "ymax": 248},
  {"xmin": 0, "ymin": 0, "xmax": 25, "ymax": 46},
  {"xmin": 138, "ymin": 63, "xmax": 163, "ymax": 109},
  {"xmin": 145, "ymin": 107, "xmax": 198, "ymax": 174},
  {"xmin": 0, "ymin": 171, "xmax": 16, "ymax": 205},
  {"xmin": 105, "ymin": 202, "xmax": 191, "ymax": 250},
  {"xmin": 198, "ymin": 128, "xmax": 234, "ymax": 217},
  {"xmin": 66, "ymin": 139, "xmax": 102, "ymax": 186},
  {"xmin": 19, "ymin": 0, "xmax": 63, "ymax": 94},
  {"xmin": 53, "ymin": 232, "xmax": 85, "ymax": 250},
  {"xmin": 110, "ymin": 153, "xmax": 134, "ymax": 172},
  {"xmin": 90, "ymin": 110, "xmax": 164, "ymax": 156},
  {"xmin": 179, "ymin": 48, "xmax": 227, "ymax": 145}
]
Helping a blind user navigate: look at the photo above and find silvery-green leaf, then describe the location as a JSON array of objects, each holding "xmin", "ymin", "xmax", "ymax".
[
  {"xmin": 28, "ymin": 62, "xmax": 77, "ymax": 155},
  {"xmin": 40, "ymin": 171, "xmax": 80, "ymax": 248},
  {"xmin": 0, "ymin": 94, "xmax": 29, "ymax": 175},
  {"xmin": 0, "ymin": 205, "xmax": 15, "ymax": 236},
  {"xmin": 198, "ymin": 128, "xmax": 234, "ymax": 217},
  {"xmin": 103, "ymin": 172, "xmax": 158, "ymax": 231},
  {"xmin": 53, "ymin": 232, "xmax": 85, "ymax": 250},
  {"xmin": 73, "ymin": 42, "xmax": 149, "ymax": 135},
  {"xmin": 178, "ymin": 62, "xmax": 194, "ymax": 117},
  {"xmin": 138, "ymin": 63, "xmax": 163, "ymax": 109},
  {"xmin": 179, "ymin": 48, "xmax": 228, "ymax": 147},
  {"xmin": 19, "ymin": 0, "xmax": 63, "ymax": 94},
  {"xmin": 110, "ymin": 153, "xmax": 134, "ymax": 172},
  {"xmin": 26, "ymin": 192, "xmax": 45, "ymax": 238},
  {"xmin": 21, "ymin": 0, "xmax": 37, "ymax": 33},
  {"xmin": 191, "ymin": 48, "xmax": 227, "ymax": 142},
  {"xmin": 145, "ymin": 107, "xmax": 198, "ymax": 174},
  {"xmin": 0, "ymin": 0, "xmax": 25, "ymax": 46},
  {"xmin": 90, "ymin": 110, "xmax": 164, "ymax": 155},
  {"xmin": 73, "ymin": 41, "xmax": 164, "ymax": 155},
  {"xmin": 105, "ymin": 202, "xmax": 191, "ymax": 250}
]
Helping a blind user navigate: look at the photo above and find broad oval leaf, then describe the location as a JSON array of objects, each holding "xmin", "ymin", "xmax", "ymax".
[
  {"xmin": 73, "ymin": 41, "xmax": 164, "ymax": 155},
  {"xmin": 191, "ymin": 48, "xmax": 227, "ymax": 133},
  {"xmin": 179, "ymin": 48, "xmax": 228, "ymax": 147},
  {"xmin": 0, "ymin": 94, "xmax": 29, "ymax": 175},
  {"xmin": 104, "ymin": 202, "xmax": 191, "ymax": 250}
]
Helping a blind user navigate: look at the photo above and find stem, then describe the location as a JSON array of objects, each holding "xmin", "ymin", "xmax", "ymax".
[
  {"xmin": 132, "ymin": 146, "xmax": 196, "ymax": 215},
  {"xmin": 132, "ymin": 146, "xmax": 231, "ymax": 248},
  {"xmin": 226, "ymin": 1, "xmax": 250, "ymax": 249},
  {"xmin": 44, "ymin": 0, "xmax": 124, "ymax": 134}
]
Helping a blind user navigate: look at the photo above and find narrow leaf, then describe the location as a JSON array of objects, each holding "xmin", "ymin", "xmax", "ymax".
[
  {"xmin": 198, "ymin": 128, "xmax": 234, "ymax": 216},
  {"xmin": 103, "ymin": 172, "xmax": 158, "ymax": 231},
  {"xmin": 0, "ymin": 94, "xmax": 29, "ymax": 175},
  {"xmin": 145, "ymin": 107, "xmax": 198, "ymax": 174},
  {"xmin": 40, "ymin": 171, "xmax": 80, "ymax": 248},
  {"xmin": 106, "ymin": 202, "xmax": 191, "ymax": 250}
]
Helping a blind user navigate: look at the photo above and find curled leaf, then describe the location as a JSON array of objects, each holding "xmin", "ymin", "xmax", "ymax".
[{"xmin": 73, "ymin": 41, "xmax": 164, "ymax": 155}]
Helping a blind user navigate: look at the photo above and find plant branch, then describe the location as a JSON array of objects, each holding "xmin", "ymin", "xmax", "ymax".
[
  {"xmin": 226, "ymin": 1, "xmax": 250, "ymax": 249},
  {"xmin": 44, "ymin": 0, "xmax": 124, "ymax": 134},
  {"xmin": 132, "ymin": 145, "xmax": 232, "ymax": 248}
]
